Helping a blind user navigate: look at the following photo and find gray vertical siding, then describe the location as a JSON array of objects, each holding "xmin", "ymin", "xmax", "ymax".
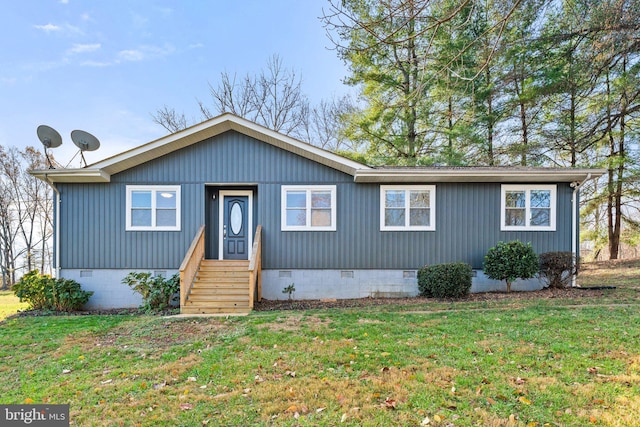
[{"xmin": 59, "ymin": 130, "xmax": 575, "ymax": 270}]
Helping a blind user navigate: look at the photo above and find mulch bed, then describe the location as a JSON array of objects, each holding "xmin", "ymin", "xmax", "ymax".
[
  {"xmin": 11, "ymin": 307, "xmax": 178, "ymax": 318},
  {"xmin": 8, "ymin": 287, "xmax": 609, "ymax": 318},
  {"xmin": 253, "ymin": 286, "xmax": 609, "ymax": 312}
]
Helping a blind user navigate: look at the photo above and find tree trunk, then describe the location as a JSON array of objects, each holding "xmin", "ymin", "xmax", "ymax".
[{"xmin": 486, "ymin": 67, "xmax": 495, "ymax": 166}]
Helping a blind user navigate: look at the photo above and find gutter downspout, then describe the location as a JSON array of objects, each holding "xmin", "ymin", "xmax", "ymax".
[
  {"xmin": 570, "ymin": 173, "xmax": 592, "ymax": 288},
  {"xmin": 41, "ymin": 173, "xmax": 61, "ymax": 278}
]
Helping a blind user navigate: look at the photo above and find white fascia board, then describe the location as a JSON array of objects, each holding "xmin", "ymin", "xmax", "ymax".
[
  {"xmin": 29, "ymin": 168, "xmax": 110, "ymax": 183},
  {"xmin": 90, "ymin": 113, "xmax": 369, "ymax": 177},
  {"xmin": 354, "ymin": 168, "xmax": 607, "ymax": 183}
]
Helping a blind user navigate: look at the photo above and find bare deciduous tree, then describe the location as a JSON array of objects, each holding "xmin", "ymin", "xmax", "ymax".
[
  {"xmin": 0, "ymin": 146, "xmax": 53, "ymax": 288},
  {"xmin": 151, "ymin": 55, "xmax": 355, "ymax": 155}
]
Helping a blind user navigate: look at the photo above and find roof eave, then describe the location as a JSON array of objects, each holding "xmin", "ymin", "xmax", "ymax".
[
  {"xmin": 353, "ymin": 169, "xmax": 607, "ymax": 183},
  {"xmin": 30, "ymin": 168, "xmax": 110, "ymax": 183},
  {"xmin": 91, "ymin": 114, "xmax": 369, "ymax": 177}
]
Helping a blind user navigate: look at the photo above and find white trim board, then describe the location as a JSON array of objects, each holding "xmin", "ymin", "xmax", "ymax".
[{"xmin": 218, "ymin": 190, "xmax": 253, "ymax": 260}]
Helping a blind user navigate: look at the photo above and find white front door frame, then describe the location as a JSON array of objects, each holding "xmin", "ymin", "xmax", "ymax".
[{"xmin": 218, "ymin": 190, "xmax": 253, "ymax": 260}]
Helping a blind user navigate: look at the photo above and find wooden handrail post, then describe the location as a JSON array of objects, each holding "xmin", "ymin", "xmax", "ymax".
[
  {"xmin": 179, "ymin": 225, "xmax": 205, "ymax": 310},
  {"xmin": 248, "ymin": 225, "xmax": 262, "ymax": 309}
]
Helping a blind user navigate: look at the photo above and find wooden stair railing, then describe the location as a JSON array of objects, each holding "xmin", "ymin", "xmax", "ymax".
[
  {"xmin": 248, "ymin": 225, "xmax": 262, "ymax": 309},
  {"xmin": 179, "ymin": 225, "xmax": 205, "ymax": 310}
]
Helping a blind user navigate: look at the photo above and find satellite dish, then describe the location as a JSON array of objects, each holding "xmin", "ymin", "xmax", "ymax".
[
  {"xmin": 37, "ymin": 125, "xmax": 63, "ymax": 168},
  {"xmin": 71, "ymin": 130, "xmax": 100, "ymax": 167},
  {"xmin": 71, "ymin": 130, "xmax": 100, "ymax": 151},
  {"xmin": 37, "ymin": 125, "xmax": 62, "ymax": 148}
]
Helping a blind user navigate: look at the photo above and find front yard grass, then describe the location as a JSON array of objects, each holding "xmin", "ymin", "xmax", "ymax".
[
  {"xmin": 0, "ymin": 290, "xmax": 28, "ymax": 321},
  {"xmin": 0, "ymin": 259, "xmax": 638, "ymax": 426}
]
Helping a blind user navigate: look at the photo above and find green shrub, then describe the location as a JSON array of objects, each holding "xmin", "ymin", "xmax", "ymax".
[
  {"xmin": 484, "ymin": 241, "xmax": 538, "ymax": 292},
  {"xmin": 539, "ymin": 251, "xmax": 576, "ymax": 288},
  {"xmin": 122, "ymin": 272, "xmax": 180, "ymax": 312},
  {"xmin": 13, "ymin": 270, "xmax": 93, "ymax": 311},
  {"xmin": 417, "ymin": 262, "xmax": 473, "ymax": 298}
]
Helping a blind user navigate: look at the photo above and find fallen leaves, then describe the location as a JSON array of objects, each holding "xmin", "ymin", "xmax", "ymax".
[
  {"xmin": 179, "ymin": 403, "xmax": 193, "ymax": 411},
  {"xmin": 518, "ymin": 396, "xmax": 532, "ymax": 405},
  {"xmin": 383, "ymin": 397, "xmax": 397, "ymax": 409}
]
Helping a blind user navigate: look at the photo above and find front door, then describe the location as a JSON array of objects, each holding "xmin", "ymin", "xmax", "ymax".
[{"xmin": 219, "ymin": 191, "xmax": 252, "ymax": 260}]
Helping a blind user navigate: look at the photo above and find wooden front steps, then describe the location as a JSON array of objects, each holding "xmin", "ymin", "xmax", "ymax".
[{"xmin": 182, "ymin": 260, "xmax": 251, "ymax": 314}]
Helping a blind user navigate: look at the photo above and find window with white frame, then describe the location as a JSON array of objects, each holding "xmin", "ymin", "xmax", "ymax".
[
  {"xmin": 126, "ymin": 185, "xmax": 181, "ymax": 231},
  {"xmin": 281, "ymin": 185, "xmax": 336, "ymax": 231},
  {"xmin": 380, "ymin": 185, "xmax": 436, "ymax": 231},
  {"xmin": 501, "ymin": 184, "xmax": 556, "ymax": 231}
]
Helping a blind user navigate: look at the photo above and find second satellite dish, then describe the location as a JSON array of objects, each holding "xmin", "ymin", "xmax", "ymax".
[{"xmin": 71, "ymin": 130, "xmax": 100, "ymax": 167}]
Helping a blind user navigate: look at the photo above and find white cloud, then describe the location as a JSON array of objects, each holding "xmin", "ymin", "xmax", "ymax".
[
  {"xmin": 117, "ymin": 44, "xmax": 175, "ymax": 62},
  {"xmin": 118, "ymin": 49, "xmax": 145, "ymax": 62},
  {"xmin": 34, "ymin": 23, "xmax": 61, "ymax": 32},
  {"xmin": 189, "ymin": 43, "xmax": 204, "ymax": 49},
  {"xmin": 1, "ymin": 77, "xmax": 17, "ymax": 86},
  {"xmin": 67, "ymin": 43, "xmax": 101, "ymax": 55},
  {"xmin": 60, "ymin": 0, "xmax": 69, "ymax": 4},
  {"xmin": 34, "ymin": 22, "xmax": 83, "ymax": 35}
]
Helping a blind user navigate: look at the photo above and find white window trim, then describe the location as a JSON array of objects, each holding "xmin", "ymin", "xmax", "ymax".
[
  {"xmin": 281, "ymin": 185, "xmax": 337, "ymax": 231},
  {"xmin": 380, "ymin": 185, "xmax": 436, "ymax": 231},
  {"xmin": 500, "ymin": 184, "xmax": 556, "ymax": 231},
  {"xmin": 126, "ymin": 185, "xmax": 181, "ymax": 231}
]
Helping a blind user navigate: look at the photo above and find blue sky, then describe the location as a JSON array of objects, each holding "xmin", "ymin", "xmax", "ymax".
[{"xmin": 0, "ymin": 1, "xmax": 349, "ymax": 165}]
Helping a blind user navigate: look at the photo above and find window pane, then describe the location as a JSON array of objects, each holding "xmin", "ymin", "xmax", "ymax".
[
  {"xmin": 286, "ymin": 192, "xmax": 306, "ymax": 209},
  {"xmin": 131, "ymin": 209, "xmax": 152, "ymax": 227},
  {"xmin": 385, "ymin": 208, "xmax": 405, "ymax": 227},
  {"xmin": 131, "ymin": 191, "xmax": 151, "ymax": 208},
  {"xmin": 531, "ymin": 190, "xmax": 551, "ymax": 208},
  {"xmin": 311, "ymin": 209, "xmax": 331, "ymax": 226},
  {"xmin": 531, "ymin": 208, "xmax": 550, "ymax": 226},
  {"xmin": 505, "ymin": 209, "xmax": 525, "ymax": 226},
  {"xmin": 505, "ymin": 191, "xmax": 526, "ymax": 208},
  {"xmin": 311, "ymin": 191, "xmax": 331, "ymax": 208},
  {"xmin": 410, "ymin": 191, "xmax": 430, "ymax": 208},
  {"xmin": 156, "ymin": 209, "xmax": 176, "ymax": 227},
  {"xmin": 156, "ymin": 191, "xmax": 176, "ymax": 208},
  {"xmin": 410, "ymin": 208, "xmax": 430, "ymax": 226},
  {"xmin": 385, "ymin": 190, "xmax": 405, "ymax": 208},
  {"xmin": 286, "ymin": 209, "xmax": 306, "ymax": 226}
]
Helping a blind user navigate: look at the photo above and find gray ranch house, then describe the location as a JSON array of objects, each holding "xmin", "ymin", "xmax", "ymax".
[{"xmin": 32, "ymin": 114, "xmax": 604, "ymax": 314}]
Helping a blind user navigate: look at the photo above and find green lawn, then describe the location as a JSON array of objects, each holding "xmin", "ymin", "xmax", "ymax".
[
  {"xmin": 0, "ymin": 290, "xmax": 28, "ymax": 321},
  {"xmin": 0, "ymin": 260, "xmax": 639, "ymax": 426}
]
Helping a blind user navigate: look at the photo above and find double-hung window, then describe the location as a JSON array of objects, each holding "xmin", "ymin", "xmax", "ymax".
[
  {"xmin": 501, "ymin": 184, "xmax": 556, "ymax": 231},
  {"xmin": 126, "ymin": 185, "xmax": 181, "ymax": 231},
  {"xmin": 281, "ymin": 185, "xmax": 336, "ymax": 231},
  {"xmin": 380, "ymin": 185, "xmax": 436, "ymax": 231}
]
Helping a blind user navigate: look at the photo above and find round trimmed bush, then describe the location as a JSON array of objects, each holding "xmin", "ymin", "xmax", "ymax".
[
  {"xmin": 418, "ymin": 262, "xmax": 473, "ymax": 298},
  {"xmin": 484, "ymin": 241, "xmax": 538, "ymax": 292}
]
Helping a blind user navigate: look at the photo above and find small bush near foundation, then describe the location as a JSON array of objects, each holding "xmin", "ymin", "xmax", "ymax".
[
  {"xmin": 122, "ymin": 272, "xmax": 180, "ymax": 312},
  {"xmin": 539, "ymin": 251, "xmax": 576, "ymax": 288},
  {"xmin": 484, "ymin": 241, "xmax": 538, "ymax": 292},
  {"xmin": 418, "ymin": 262, "xmax": 473, "ymax": 298},
  {"xmin": 13, "ymin": 270, "xmax": 93, "ymax": 311}
]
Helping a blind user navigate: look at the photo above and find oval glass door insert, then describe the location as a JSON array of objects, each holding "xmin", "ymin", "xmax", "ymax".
[{"xmin": 230, "ymin": 202, "xmax": 242, "ymax": 235}]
